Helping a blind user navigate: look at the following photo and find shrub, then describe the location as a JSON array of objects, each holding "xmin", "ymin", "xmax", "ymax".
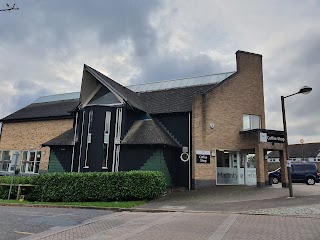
[
  {"xmin": 27, "ymin": 171, "xmax": 166, "ymax": 202},
  {"xmin": 0, "ymin": 176, "xmax": 33, "ymax": 199}
]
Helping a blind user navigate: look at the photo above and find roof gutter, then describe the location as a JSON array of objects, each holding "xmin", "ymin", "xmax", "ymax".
[{"xmin": 1, "ymin": 115, "xmax": 74, "ymax": 123}]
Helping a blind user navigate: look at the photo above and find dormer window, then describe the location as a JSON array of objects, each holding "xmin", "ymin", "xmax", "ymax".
[{"xmin": 243, "ymin": 114, "xmax": 261, "ymax": 131}]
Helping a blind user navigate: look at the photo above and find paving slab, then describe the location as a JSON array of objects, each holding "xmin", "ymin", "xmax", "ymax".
[
  {"xmin": 136, "ymin": 184, "xmax": 320, "ymax": 212},
  {"xmin": 22, "ymin": 211, "xmax": 320, "ymax": 240}
]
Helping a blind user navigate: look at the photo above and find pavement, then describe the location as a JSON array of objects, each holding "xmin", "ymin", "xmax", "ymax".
[
  {"xmin": 16, "ymin": 183, "xmax": 320, "ymax": 239},
  {"xmin": 136, "ymin": 183, "xmax": 320, "ymax": 212}
]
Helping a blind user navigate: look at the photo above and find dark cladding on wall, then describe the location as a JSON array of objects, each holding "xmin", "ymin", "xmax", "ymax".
[
  {"xmin": 155, "ymin": 113, "xmax": 189, "ymax": 146},
  {"xmin": 48, "ymin": 146, "xmax": 72, "ymax": 173},
  {"xmin": 119, "ymin": 145, "xmax": 188, "ymax": 187},
  {"xmin": 75, "ymin": 106, "xmax": 116, "ymax": 172},
  {"xmin": 154, "ymin": 113, "xmax": 191, "ymax": 188}
]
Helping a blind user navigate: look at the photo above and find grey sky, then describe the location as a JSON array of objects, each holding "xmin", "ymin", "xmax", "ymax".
[{"xmin": 0, "ymin": 0, "xmax": 319, "ymax": 144}]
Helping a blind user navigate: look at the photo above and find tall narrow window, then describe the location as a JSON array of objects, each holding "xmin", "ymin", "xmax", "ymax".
[
  {"xmin": 23, "ymin": 151, "xmax": 41, "ymax": 174},
  {"xmin": 21, "ymin": 151, "xmax": 28, "ymax": 173},
  {"xmin": 103, "ymin": 111, "xmax": 111, "ymax": 168},
  {"xmin": 10, "ymin": 151, "xmax": 21, "ymax": 172},
  {"xmin": 85, "ymin": 110, "xmax": 93, "ymax": 168},
  {"xmin": 26, "ymin": 151, "xmax": 36, "ymax": 173},
  {"xmin": 87, "ymin": 110, "xmax": 93, "ymax": 143},
  {"xmin": 0, "ymin": 151, "xmax": 10, "ymax": 172},
  {"xmin": 243, "ymin": 114, "xmax": 261, "ymax": 131},
  {"xmin": 112, "ymin": 108, "xmax": 122, "ymax": 172}
]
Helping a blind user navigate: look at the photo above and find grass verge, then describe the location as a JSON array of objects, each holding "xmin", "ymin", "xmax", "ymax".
[{"xmin": 0, "ymin": 199, "xmax": 145, "ymax": 208}]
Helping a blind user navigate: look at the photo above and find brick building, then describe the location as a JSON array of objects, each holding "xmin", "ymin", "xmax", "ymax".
[
  {"xmin": 0, "ymin": 94, "xmax": 78, "ymax": 175},
  {"xmin": 0, "ymin": 50, "xmax": 289, "ymax": 189}
]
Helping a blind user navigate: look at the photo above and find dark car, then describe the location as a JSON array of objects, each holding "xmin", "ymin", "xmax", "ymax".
[{"xmin": 269, "ymin": 163, "xmax": 320, "ymax": 185}]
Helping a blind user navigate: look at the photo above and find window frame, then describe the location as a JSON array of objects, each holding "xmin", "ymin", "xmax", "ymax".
[
  {"xmin": 243, "ymin": 114, "xmax": 261, "ymax": 131},
  {"xmin": 84, "ymin": 110, "xmax": 93, "ymax": 168},
  {"xmin": 24, "ymin": 150, "xmax": 41, "ymax": 174},
  {"xmin": 102, "ymin": 111, "xmax": 111, "ymax": 169},
  {"xmin": 0, "ymin": 150, "xmax": 11, "ymax": 172}
]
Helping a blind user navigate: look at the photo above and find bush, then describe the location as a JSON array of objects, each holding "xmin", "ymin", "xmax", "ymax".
[
  {"xmin": 0, "ymin": 176, "xmax": 33, "ymax": 199},
  {"xmin": 26, "ymin": 171, "xmax": 166, "ymax": 202}
]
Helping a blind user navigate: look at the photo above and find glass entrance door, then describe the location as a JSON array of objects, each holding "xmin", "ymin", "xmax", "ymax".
[
  {"xmin": 216, "ymin": 150, "xmax": 244, "ymax": 185},
  {"xmin": 244, "ymin": 153, "xmax": 257, "ymax": 185}
]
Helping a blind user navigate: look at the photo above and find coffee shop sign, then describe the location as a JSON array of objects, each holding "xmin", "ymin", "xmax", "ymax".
[
  {"xmin": 260, "ymin": 132, "xmax": 285, "ymax": 143},
  {"xmin": 196, "ymin": 150, "xmax": 210, "ymax": 164}
]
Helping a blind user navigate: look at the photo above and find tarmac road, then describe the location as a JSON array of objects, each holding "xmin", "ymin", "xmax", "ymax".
[{"xmin": 0, "ymin": 206, "xmax": 112, "ymax": 240}]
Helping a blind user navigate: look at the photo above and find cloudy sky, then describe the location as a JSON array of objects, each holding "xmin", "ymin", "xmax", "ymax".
[{"xmin": 0, "ymin": 0, "xmax": 319, "ymax": 144}]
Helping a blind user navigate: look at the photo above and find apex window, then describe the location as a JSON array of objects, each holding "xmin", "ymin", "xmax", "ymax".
[{"xmin": 243, "ymin": 114, "xmax": 261, "ymax": 131}]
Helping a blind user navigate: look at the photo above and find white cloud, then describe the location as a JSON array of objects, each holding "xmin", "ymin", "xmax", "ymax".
[{"xmin": 0, "ymin": 0, "xmax": 319, "ymax": 144}]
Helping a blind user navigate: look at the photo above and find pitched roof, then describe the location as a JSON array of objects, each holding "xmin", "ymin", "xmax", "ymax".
[
  {"xmin": 34, "ymin": 92, "xmax": 80, "ymax": 104},
  {"xmin": 42, "ymin": 128, "xmax": 75, "ymax": 146},
  {"xmin": 85, "ymin": 65, "xmax": 235, "ymax": 114},
  {"xmin": 127, "ymin": 72, "xmax": 235, "ymax": 92},
  {"xmin": 121, "ymin": 119, "xmax": 181, "ymax": 147},
  {"xmin": 84, "ymin": 65, "xmax": 146, "ymax": 112},
  {"xmin": 1, "ymin": 99, "xmax": 79, "ymax": 122},
  {"xmin": 138, "ymin": 84, "xmax": 217, "ymax": 114},
  {"xmin": 268, "ymin": 143, "xmax": 320, "ymax": 158},
  {"xmin": 2, "ymin": 67, "xmax": 235, "ymax": 121}
]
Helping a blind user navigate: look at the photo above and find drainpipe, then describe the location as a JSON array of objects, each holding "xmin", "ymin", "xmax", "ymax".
[
  {"xmin": 189, "ymin": 112, "xmax": 191, "ymax": 190},
  {"xmin": 0, "ymin": 122, "xmax": 2, "ymax": 140}
]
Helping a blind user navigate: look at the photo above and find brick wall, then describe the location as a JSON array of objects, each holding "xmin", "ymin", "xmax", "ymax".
[
  {"xmin": 192, "ymin": 51, "xmax": 266, "ymax": 187},
  {"xmin": 0, "ymin": 119, "xmax": 73, "ymax": 171}
]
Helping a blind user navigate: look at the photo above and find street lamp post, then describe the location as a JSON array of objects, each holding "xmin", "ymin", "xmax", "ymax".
[
  {"xmin": 281, "ymin": 86, "xmax": 312, "ymax": 197},
  {"xmin": 300, "ymin": 139, "xmax": 305, "ymax": 162}
]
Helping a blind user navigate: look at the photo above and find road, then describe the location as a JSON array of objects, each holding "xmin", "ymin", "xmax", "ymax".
[{"xmin": 0, "ymin": 206, "xmax": 111, "ymax": 240}]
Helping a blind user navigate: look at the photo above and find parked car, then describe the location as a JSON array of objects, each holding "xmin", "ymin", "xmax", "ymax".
[{"xmin": 269, "ymin": 163, "xmax": 320, "ymax": 185}]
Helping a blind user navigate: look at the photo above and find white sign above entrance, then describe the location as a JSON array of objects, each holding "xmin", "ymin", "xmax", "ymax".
[
  {"xmin": 260, "ymin": 132, "xmax": 267, "ymax": 142},
  {"xmin": 196, "ymin": 150, "xmax": 210, "ymax": 155}
]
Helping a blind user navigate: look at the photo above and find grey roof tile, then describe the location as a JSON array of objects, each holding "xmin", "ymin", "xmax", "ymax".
[
  {"xmin": 122, "ymin": 119, "xmax": 181, "ymax": 147},
  {"xmin": 1, "ymin": 99, "xmax": 79, "ymax": 122},
  {"xmin": 138, "ymin": 84, "xmax": 217, "ymax": 114},
  {"xmin": 42, "ymin": 128, "xmax": 75, "ymax": 146}
]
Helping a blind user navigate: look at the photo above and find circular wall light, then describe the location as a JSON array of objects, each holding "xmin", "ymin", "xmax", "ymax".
[{"xmin": 180, "ymin": 152, "xmax": 190, "ymax": 162}]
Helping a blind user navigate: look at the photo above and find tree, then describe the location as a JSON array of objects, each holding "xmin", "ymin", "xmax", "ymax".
[{"xmin": 0, "ymin": 2, "xmax": 19, "ymax": 12}]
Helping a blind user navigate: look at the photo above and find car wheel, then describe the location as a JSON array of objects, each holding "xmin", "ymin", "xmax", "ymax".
[
  {"xmin": 306, "ymin": 177, "xmax": 315, "ymax": 185},
  {"xmin": 272, "ymin": 177, "xmax": 279, "ymax": 184}
]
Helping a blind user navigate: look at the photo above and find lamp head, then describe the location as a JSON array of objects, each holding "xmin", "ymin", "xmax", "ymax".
[{"xmin": 298, "ymin": 86, "xmax": 312, "ymax": 95}]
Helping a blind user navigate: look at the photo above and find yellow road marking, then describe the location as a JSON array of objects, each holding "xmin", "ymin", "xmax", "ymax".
[{"xmin": 14, "ymin": 231, "xmax": 34, "ymax": 235}]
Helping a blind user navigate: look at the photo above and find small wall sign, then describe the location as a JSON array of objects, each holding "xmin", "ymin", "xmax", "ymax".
[{"xmin": 196, "ymin": 150, "xmax": 210, "ymax": 164}]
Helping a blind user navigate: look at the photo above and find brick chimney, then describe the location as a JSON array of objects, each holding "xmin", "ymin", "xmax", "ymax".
[{"xmin": 236, "ymin": 50, "xmax": 263, "ymax": 74}]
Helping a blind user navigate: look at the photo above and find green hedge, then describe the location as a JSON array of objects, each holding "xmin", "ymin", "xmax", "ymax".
[
  {"xmin": 0, "ymin": 176, "xmax": 33, "ymax": 199},
  {"xmin": 0, "ymin": 171, "xmax": 166, "ymax": 202}
]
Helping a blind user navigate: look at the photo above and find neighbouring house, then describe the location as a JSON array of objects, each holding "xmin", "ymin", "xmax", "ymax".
[
  {"xmin": 268, "ymin": 142, "xmax": 320, "ymax": 169},
  {"xmin": 0, "ymin": 50, "xmax": 289, "ymax": 189},
  {"xmin": 0, "ymin": 93, "xmax": 79, "ymax": 175}
]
